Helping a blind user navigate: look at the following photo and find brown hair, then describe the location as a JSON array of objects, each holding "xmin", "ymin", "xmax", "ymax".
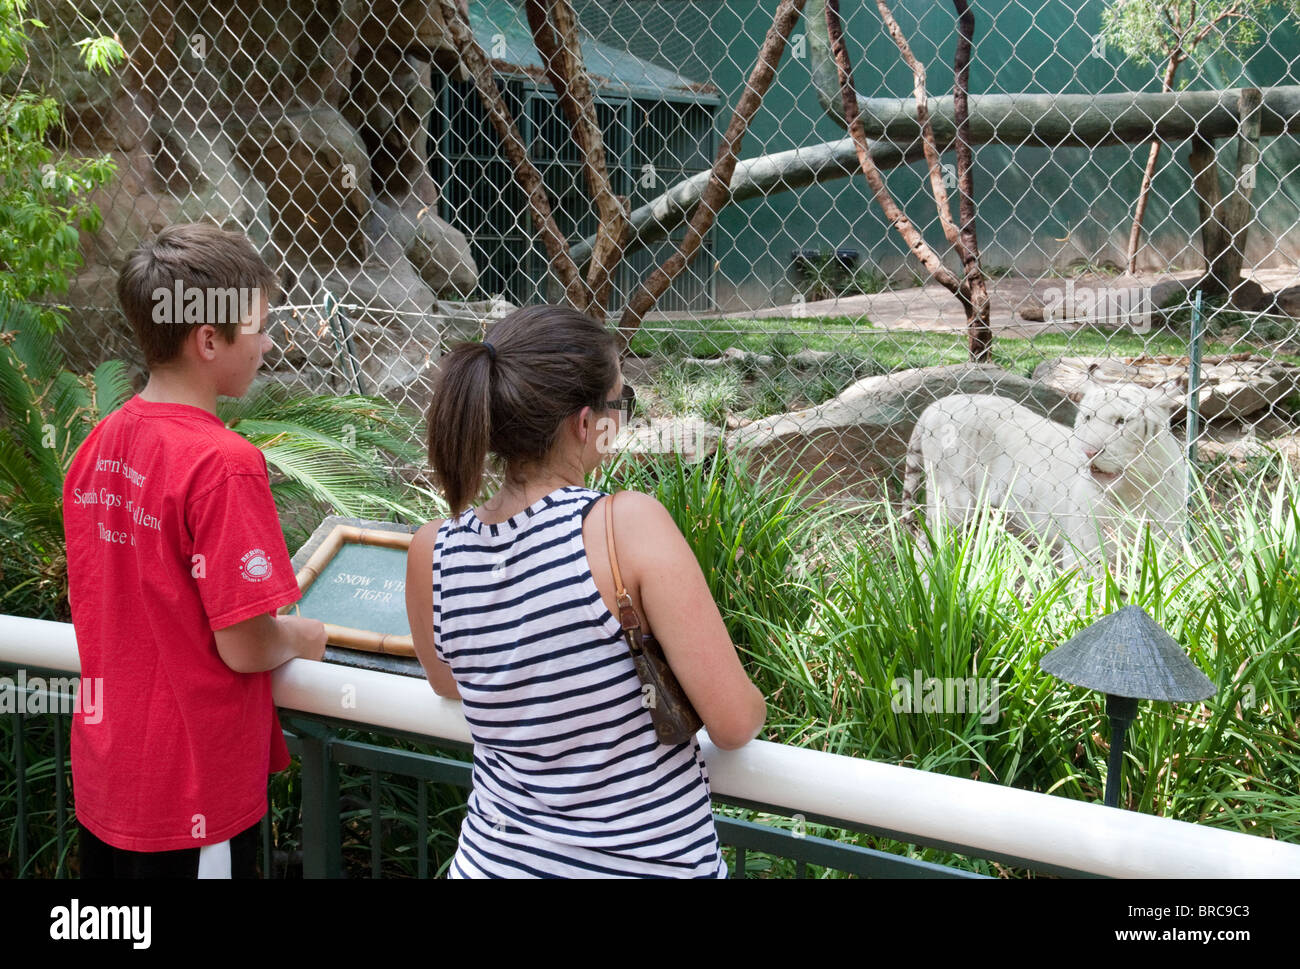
[
  {"xmin": 428, "ymin": 305, "xmax": 620, "ymax": 516},
  {"xmin": 116, "ymin": 222, "xmax": 279, "ymax": 367}
]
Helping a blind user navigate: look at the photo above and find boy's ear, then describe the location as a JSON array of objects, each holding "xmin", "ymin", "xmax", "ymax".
[{"xmin": 188, "ymin": 324, "xmax": 222, "ymax": 361}]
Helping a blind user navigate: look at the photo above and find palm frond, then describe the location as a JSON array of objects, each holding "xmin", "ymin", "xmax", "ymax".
[{"xmin": 91, "ymin": 359, "xmax": 132, "ymax": 417}]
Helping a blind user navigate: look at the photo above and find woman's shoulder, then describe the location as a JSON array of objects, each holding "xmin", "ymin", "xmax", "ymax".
[
  {"xmin": 595, "ymin": 489, "xmax": 680, "ymax": 549},
  {"xmin": 411, "ymin": 515, "xmax": 453, "ymax": 554},
  {"xmin": 589, "ymin": 487, "xmax": 669, "ymax": 517}
]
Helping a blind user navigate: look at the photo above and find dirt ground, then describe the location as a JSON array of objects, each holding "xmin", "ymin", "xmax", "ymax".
[{"xmin": 643, "ymin": 267, "xmax": 1300, "ymax": 338}]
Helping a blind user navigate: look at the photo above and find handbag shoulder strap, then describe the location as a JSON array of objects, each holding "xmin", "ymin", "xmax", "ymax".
[{"xmin": 603, "ymin": 492, "xmax": 643, "ymax": 635}]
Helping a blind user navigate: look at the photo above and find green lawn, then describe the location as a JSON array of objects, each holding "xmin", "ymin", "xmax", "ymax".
[
  {"xmin": 629, "ymin": 315, "xmax": 1300, "ymax": 375},
  {"xmin": 629, "ymin": 316, "xmax": 1300, "ymax": 423}
]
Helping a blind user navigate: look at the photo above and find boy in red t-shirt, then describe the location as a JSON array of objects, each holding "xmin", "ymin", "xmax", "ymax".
[{"xmin": 62, "ymin": 222, "xmax": 327, "ymax": 878}]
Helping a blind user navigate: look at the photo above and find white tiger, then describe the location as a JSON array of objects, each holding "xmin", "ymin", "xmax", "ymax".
[{"xmin": 900, "ymin": 385, "xmax": 1188, "ymax": 570}]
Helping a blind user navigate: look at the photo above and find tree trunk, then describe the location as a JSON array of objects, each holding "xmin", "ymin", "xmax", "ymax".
[
  {"xmin": 1123, "ymin": 54, "xmax": 1181, "ymax": 274},
  {"xmin": 1188, "ymin": 134, "xmax": 1226, "ymax": 292},
  {"xmin": 1208, "ymin": 86, "xmax": 1263, "ymax": 296},
  {"xmin": 952, "ymin": 0, "xmax": 991, "ymax": 363}
]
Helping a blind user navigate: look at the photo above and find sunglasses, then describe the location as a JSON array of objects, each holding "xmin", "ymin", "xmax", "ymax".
[{"xmin": 602, "ymin": 385, "xmax": 637, "ymax": 421}]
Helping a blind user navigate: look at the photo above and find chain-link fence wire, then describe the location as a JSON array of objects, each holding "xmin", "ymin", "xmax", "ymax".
[{"xmin": 12, "ymin": 0, "xmax": 1300, "ymax": 557}]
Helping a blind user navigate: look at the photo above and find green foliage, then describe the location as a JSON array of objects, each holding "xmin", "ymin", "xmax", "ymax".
[
  {"xmin": 594, "ymin": 443, "xmax": 846, "ymax": 649},
  {"xmin": 219, "ymin": 384, "xmax": 426, "ymax": 548},
  {"xmin": 791, "ymin": 252, "xmax": 888, "ymax": 302},
  {"xmin": 1100, "ymin": 0, "xmax": 1294, "ymax": 70},
  {"xmin": 0, "ymin": 296, "xmax": 129, "ymax": 617},
  {"xmin": 644, "ymin": 359, "xmax": 742, "ymax": 425},
  {"xmin": 7, "ymin": 446, "xmax": 1300, "ymax": 876},
  {"xmin": 0, "ymin": 0, "xmax": 124, "ymax": 330}
]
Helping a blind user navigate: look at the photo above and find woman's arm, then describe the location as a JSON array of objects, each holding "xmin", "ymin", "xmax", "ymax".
[
  {"xmin": 608, "ymin": 491, "xmax": 766, "ymax": 750},
  {"xmin": 405, "ymin": 521, "xmax": 462, "ymax": 700}
]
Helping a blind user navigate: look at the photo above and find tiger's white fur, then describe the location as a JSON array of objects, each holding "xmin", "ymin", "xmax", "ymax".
[{"xmin": 900, "ymin": 386, "xmax": 1187, "ymax": 569}]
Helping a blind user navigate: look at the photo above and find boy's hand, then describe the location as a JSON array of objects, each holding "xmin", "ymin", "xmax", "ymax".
[
  {"xmin": 215, "ymin": 613, "xmax": 327, "ymax": 673},
  {"xmin": 286, "ymin": 615, "xmax": 328, "ymax": 662}
]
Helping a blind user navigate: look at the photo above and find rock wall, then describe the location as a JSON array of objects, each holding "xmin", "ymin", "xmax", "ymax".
[{"xmin": 24, "ymin": 0, "xmax": 480, "ymax": 397}]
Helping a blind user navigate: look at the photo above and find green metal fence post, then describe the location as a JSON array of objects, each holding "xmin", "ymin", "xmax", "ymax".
[
  {"xmin": 1186, "ymin": 290, "xmax": 1204, "ymax": 543},
  {"xmin": 297, "ymin": 723, "xmax": 342, "ymax": 879}
]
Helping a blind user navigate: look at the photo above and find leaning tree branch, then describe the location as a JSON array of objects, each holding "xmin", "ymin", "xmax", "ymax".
[
  {"xmin": 616, "ymin": 0, "xmax": 808, "ymax": 344},
  {"xmin": 874, "ymin": 0, "xmax": 961, "ymax": 250},
  {"xmin": 436, "ymin": 0, "xmax": 587, "ymax": 309},
  {"xmin": 824, "ymin": 0, "xmax": 962, "ymax": 293},
  {"xmin": 525, "ymin": 0, "xmax": 629, "ymax": 317},
  {"xmin": 1125, "ymin": 49, "xmax": 1185, "ymax": 272},
  {"xmin": 570, "ymin": 135, "xmax": 927, "ymax": 266}
]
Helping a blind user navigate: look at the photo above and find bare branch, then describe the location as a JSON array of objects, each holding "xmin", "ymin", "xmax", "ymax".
[
  {"xmin": 874, "ymin": 0, "xmax": 961, "ymax": 249},
  {"xmin": 824, "ymin": 0, "xmax": 962, "ymax": 293},
  {"xmin": 525, "ymin": 0, "xmax": 629, "ymax": 316},
  {"xmin": 435, "ymin": 0, "xmax": 586, "ymax": 309},
  {"xmin": 616, "ymin": 0, "xmax": 808, "ymax": 342}
]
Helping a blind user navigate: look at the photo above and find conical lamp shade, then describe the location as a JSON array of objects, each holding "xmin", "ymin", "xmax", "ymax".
[{"xmin": 1040, "ymin": 604, "xmax": 1216, "ymax": 702}]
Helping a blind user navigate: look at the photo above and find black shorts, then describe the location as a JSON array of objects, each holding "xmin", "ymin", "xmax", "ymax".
[{"xmin": 77, "ymin": 818, "xmax": 263, "ymax": 879}]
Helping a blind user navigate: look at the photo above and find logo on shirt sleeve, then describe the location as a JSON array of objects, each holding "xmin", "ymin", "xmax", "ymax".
[{"xmin": 239, "ymin": 549, "xmax": 272, "ymax": 582}]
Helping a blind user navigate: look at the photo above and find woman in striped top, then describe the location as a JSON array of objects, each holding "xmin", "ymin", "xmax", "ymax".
[{"xmin": 404, "ymin": 305, "xmax": 766, "ymax": 878}]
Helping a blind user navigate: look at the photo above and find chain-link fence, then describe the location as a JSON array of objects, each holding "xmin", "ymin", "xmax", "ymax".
[{"xmin": 16, "ymin": 0, "xmax": 1300, "ymax": 559}]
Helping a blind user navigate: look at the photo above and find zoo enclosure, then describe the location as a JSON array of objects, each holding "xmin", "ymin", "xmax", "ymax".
[{"xmin": 11, "ymin": 0, "xmax": 1300, "ymax": 514}]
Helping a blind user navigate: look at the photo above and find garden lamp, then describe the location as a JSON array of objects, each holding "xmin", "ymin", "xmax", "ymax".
[{"xmin": 1039, "ymin": 604, "xmax": 1215, "ymax": 809}]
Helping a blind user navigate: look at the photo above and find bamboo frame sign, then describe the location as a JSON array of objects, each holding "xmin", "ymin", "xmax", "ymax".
[{"xmin": 286, "ymin": 525, "xmax": 415, "ymax": 656}]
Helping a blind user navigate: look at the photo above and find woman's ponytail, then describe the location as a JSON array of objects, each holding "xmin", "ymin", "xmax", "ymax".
[
  {"xmin": 428, "ymin": 341, "xmax": 495, "ymax": 516},
  {"xmin": 426, "ymin": 305, "xmax": 619, "ymax": 517}
]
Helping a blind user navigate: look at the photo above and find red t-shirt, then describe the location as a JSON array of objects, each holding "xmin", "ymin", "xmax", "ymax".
[{"xmin": 63, "ymin": 395, "xmax": 300, "ymax": 852}]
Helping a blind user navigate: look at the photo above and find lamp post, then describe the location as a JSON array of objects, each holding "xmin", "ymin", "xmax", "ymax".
[{"xmin": 1040, "ymin": 604, "xmax": 1216, "ymax": 809}]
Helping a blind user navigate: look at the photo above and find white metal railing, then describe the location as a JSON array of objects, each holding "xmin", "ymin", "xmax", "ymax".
[{"xmin": 3, "ymin": 613, "xmax": 1298, "ymax": 878}]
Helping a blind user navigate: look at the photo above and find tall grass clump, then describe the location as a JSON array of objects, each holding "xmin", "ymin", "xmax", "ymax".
[
  {"xmin": 593, "ymin": 443, "xmax": 847, "ymax": 700},
  {"xmin": 753, "ymin": 473, "xmax": 1300, "ymax": 844}
]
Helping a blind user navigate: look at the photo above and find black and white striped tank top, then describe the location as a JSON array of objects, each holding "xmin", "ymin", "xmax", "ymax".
[{"xmin": 432, "ymin": 485, "xmax": 728, "ymax": 878}]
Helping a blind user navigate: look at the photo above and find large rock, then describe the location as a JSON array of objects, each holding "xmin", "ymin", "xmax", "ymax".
[
  {"xmin": 1033, "ymin": 353, "xmax": 1300, "ymax": 422},
  {"xmin": 36, "ymin": 0, "xmax": 480, "ymax": 374},
  {"xmin": 384, "ymin": 196, "xmax": 479, "ymax": 298},
  {"xmin": 726, "ymin": 364, "xmax": 1078, "ymax": 497},
  {"xmin": 154, "ymin": 120, "xmax": 274, "ymax": 249},
  {"xmin": 236, "ymin": 105, "xmax": 373, "ymax": 266}
]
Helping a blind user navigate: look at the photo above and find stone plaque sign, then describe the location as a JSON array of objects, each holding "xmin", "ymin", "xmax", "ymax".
[{"xmin": 285, "ymin": 524, "xmax": 414, "ymax": 656}]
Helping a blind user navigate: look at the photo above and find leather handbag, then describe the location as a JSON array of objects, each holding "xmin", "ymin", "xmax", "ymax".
[{"xmin": 604, "ymin": 492, "xmax": 704, "ymax": 746}]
